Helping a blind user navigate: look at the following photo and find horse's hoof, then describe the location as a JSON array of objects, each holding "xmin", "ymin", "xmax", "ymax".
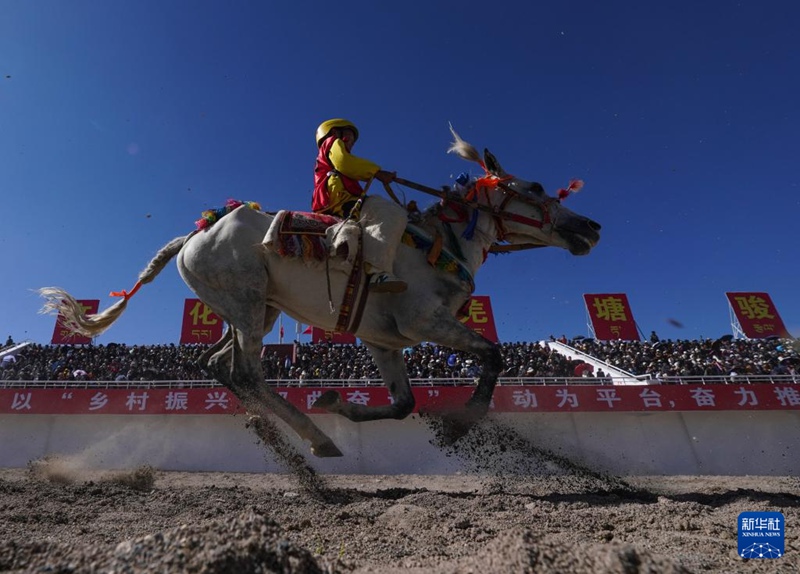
[
  {"xmin": 311, "ymin": 439, "xmax": 343, "ymax": 458},
  {"xmin": 438, "ymin": 403, "xmax": 488, "ymax": 445},
  {"xmin": 245, "ymin": 415, "xmax": 263, "ymax": 429},
  {"xmin": 312, "ymin": 390, "xmax": 340, "ymax": 410},
  {"xmin": 439, "ymin": 414, "xmax": 474, "ymax": 446}
]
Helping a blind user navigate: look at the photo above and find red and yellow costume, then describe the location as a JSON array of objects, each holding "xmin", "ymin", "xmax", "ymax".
[
  {"xmin": 312, "ymin": 119, "xmax": 381, "ymax": 216},
  {"xmin": 309, "ymin": 118, "xmax": 409, "ymax": 293}
]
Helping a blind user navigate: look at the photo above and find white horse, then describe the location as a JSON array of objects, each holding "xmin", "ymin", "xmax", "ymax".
[{"xmin": 40, "ymin": 130, "xmax": 600, "ymax": 458}]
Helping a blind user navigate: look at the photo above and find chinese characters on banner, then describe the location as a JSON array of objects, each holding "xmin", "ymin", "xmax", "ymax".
[
  {"xmin": 180, "ymin": 299, "xmax": 224, "ymax": 344},
  {"xmin": 310, "ymin": 327, "xmax": 357, "ymax": 344},
  {"xmin": 0, "ymin": 388, "xmax": 242, "ymax": 415},
  {"xmin": 459, "ymin": 295, "xmax": 499, "ymax": 342},
  {"xmin": 725, "ymin": 292, "xmax": 791, "ymax": 338},
  {"xmin": 583, "ymin": 293, "xmax": 640, "ymax": 341},
  {"xmin": 51, "ymin": 299, "xmax": 99, "ymax": 344},
  {"xmin": 3, "ymin": 384, "xmax": 799, "ymax": 415}
]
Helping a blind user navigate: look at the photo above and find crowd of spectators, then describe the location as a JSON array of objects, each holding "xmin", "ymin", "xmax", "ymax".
[
  {"xmin": 1, "ymin": 335, "xmax": 798, "ymax": 384},
  {"xmin": 276, "ymin": 341, "xmax": 576, "ymax": 382},
  {"xmin": 0, "ymin": 343, "xmax": 208, "ymax": 382},
  {"xmin": 568, "ymin": 336, "xmax": 799, "ymax": 380},
  {"xmin": 1, "ymin": 340, "xmax": 577, "ymax": 383}
]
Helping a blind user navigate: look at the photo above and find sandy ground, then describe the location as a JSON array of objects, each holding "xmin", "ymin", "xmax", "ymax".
[{"xmin": 1, "ymin": 460, "xmax": 798, "ymax": 573}]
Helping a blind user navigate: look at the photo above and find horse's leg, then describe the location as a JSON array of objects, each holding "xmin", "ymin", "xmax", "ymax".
[
  {"xmin": 226, "ymin": 306, "xmax": 343, "ymax": 458},
  {"xmin": 180, "ymin": 244, "xmax": 342, "ymax": 457},
  {"xmin": 197, "ymin": 326, "xmax": 234, "ymax": 385},
  {"xmin": 402, "ymin": 308, "xmax": 503, "ymax": 443},
  {"xmin": 313, "ymin": 345, "xmax": 415, "ymax": 421}
]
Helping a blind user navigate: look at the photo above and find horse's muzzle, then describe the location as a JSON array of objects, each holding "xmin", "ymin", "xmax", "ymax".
[{"xmin": 564, "ymin": 218, "xmax": 601, "ymax": 255}]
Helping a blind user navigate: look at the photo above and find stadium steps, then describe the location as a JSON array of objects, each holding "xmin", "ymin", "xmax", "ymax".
[
  {"xmin": 545, "ymin": 340, "xmax": 653, "ymax": 385},
  {"xmin": 0, "ymin": 340, "xmax": 34, "ymax": 361}
]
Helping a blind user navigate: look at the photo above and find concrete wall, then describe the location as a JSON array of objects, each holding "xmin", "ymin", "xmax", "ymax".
[{"xmin": 2, "ymin": 411, "xmax": 798, "ymax": 476}]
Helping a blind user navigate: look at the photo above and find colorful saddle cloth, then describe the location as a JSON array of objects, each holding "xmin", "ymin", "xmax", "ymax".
[
  {"xmin": 263, "ymin": 210, "xmax": 367, "ymax": 334},
  {"xmin": 268, "ymin": 210, "xmax": 341, "ymax": 262}
]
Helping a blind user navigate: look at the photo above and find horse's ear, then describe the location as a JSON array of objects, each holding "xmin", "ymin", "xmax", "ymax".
[{"xmin": 483, "ymin": 149, "xmax": 507, "ymax": 176}]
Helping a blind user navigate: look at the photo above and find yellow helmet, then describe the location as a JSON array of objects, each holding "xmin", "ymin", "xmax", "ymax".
[{"xmin": 316, "ymin": 118, "xmax": 359, "ymax": 147}]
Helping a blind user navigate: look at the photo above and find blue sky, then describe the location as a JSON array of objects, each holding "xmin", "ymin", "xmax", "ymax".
[{"xmin": 2, "ymin": 1, "xmax": 798, "ymax": 345}]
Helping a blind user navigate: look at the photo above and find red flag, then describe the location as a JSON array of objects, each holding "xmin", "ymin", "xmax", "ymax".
[
  {"xmin": 180, "ymin": 299, "xmax": 224, "ymax": 344},
  {"xmin": 311, "ymin": 327, "xmax": 356, "ymax": 344},
  {"xmin": 458, "ymin": 296, "xmax": 499, "ymax": 342},
  {"xmin": 725, "ymin": 292, "xmax": 791, "ymax": 338},
  {"xmin": 51, "ymin": 299, "xmax": 99, "ymax": 345},
  {"xmin": 583, "ymin": 293, "xmax": 640, "ymax": 341},
  {"xmin": 302, "ymin": 325, "xmax": 313, "ymax": 335}
]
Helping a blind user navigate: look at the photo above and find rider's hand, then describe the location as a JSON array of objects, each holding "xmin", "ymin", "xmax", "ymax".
[{"xmin": 375, "ymin": 170, "xmax": 396, "ymax": 184}]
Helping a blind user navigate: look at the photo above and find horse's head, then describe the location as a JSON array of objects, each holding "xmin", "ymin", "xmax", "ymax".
[
  {"xmin": 478, "ymin": 149, "xmax": 601, "ymax": 255},
  {"xmin": 448, "ymin": 127, "xmax": 601, "ymax": 256}
]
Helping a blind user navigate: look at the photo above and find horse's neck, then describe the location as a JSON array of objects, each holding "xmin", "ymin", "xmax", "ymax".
[
  {"xmin": 451, "ymin": 215, "xmax": 497, "ymax": 272},
  {"xmin": 419, "ymin": 207, "xmax": 496, "ymax": 274}
]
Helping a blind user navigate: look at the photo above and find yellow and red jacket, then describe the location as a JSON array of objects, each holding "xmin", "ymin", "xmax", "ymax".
[{"xmin": 313, "ymin": 136, "xmax": 380, "ymax": 216}]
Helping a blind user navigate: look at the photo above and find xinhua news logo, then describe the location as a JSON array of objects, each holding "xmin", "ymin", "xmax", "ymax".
[{"xmin": 738, "ymin": 511, "xmax": 784, "ymax": 559}]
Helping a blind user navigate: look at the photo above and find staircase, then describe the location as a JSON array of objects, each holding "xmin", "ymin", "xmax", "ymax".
[
  {"xmin": 546, "ymin": 340, "xmax": 653, "ymax": 385},
  {"xmin": 0, "ymin": 340, "xmax": 34, "ymax": 361}
]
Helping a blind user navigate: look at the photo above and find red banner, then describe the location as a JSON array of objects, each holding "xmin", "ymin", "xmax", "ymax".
[
  {"xmin": 583, "ymin": 293, "xmax": 640, "ymax": 341},
  {"xmin": 51, "ymin": 300, "xmax": 99, "ymax": 345},
  {"xmin": 180, "ymin": 299, "xmax": 224, "ymax": 344},
  {"xmin": 459, "ymin": 295, "xmax": 499, "ymax": 342},
  {"xmin": 311, "ymin": 327, "xmax": 357, "ymax": 344},
  {"xmin": 261, "ymin": 344, "xmax": 296, "ymax": 363},
  {"xmin": 2, "ymin": 384, "xmax": 799, "ymax": 415},
  {"xmin": 725, "ymin": 292, "xmax": 791, "ymax": 338}
]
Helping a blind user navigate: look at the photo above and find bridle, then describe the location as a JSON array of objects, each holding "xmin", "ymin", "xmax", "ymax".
[
  {"xmin": 466, "ymin": 174, "xmax": 558, "ymax": 242},
  {"xmin": 389, "ymin": 175, "xmax": 559, "ymax": 253}
]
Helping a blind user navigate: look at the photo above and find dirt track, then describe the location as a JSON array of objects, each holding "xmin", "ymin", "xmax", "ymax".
[{"xmin": 1, "ymin": 461, "xmax": 798, "ymax": 573}]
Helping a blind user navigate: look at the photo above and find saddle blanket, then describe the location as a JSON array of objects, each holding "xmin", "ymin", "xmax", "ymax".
[{"xmin": 263, "ymin": 210, "xmax": 343, "ymax": 263}]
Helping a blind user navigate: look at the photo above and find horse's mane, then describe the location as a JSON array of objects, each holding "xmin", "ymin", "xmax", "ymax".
[
  {"xmin": 414, "ymin": 124, "xmax": 482, "ymax": 224},
  {"xmin": 447, "ymin": 124, "xmax": 483, "ymax": 167}
]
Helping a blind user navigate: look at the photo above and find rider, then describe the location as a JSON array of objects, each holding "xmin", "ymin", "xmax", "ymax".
[{"xmin": 313, "ymin": 118, "xmax": 407, "ymax": 293}]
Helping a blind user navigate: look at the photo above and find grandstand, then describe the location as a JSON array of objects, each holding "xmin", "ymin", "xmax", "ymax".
[
  {"xmin": 1, "ymin": 337, "xmax": 797, "ymax": 387},
  {"xmin": 2, "ymin": 336, "xmax": 799, "ymax": 476}
]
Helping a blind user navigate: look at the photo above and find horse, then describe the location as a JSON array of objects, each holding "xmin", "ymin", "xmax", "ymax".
[{"xmin": 40, "ymin": 129, "xmax": 601, "ymax": 458}]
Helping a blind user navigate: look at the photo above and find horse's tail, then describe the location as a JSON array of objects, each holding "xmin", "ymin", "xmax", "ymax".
[{"xmin": 39, "ymin": 235, "xmax": 188, "ymax": 339}]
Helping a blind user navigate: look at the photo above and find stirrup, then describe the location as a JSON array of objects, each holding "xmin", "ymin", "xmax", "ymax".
[{"xmin": 368, "ymin": 273, "xmax": 407, "ymax": 293}]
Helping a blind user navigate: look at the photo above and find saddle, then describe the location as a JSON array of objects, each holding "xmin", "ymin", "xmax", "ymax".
[
  {"xmin": 264, "ymin": 209, "xmax": 474, "ymax": 287},
  {"xmin": 264, "ymin": 210, "xmax": 368, "ymax": 333},
  {"xmin": 263, "ymin": 211, "xmax": 343, "ymax": 263}
]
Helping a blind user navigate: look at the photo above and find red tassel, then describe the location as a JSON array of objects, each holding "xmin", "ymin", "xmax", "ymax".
[
  {"xmin": 568, "ymin": 179, "xmax": 584, "ymax": 192},
  {"xmin": 109, "ymin": 280, "xmax": 143, "ymax": 301},
  {"xmin": 557, "ymin": 179, "xmax": 585, "ymax": 202}
]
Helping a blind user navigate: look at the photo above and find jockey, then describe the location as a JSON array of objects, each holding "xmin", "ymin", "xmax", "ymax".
[{"xmin": 313, "ymin": 118, "xmax": 407, "ymax": 293}]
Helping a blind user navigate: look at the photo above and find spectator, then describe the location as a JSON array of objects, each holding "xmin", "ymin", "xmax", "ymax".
[
  {"xmin": 570, "ymin": 337, "xmax": 798, "ymax": 379},
  {"xmin": 0, "ymin": 338, "xmax": 796, "ymax": 384}
]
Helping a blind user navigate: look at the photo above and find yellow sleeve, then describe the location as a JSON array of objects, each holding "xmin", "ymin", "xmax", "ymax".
[{"xmin": 328, "ymin": 139, "xmax": 381, "ymax": 181}]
